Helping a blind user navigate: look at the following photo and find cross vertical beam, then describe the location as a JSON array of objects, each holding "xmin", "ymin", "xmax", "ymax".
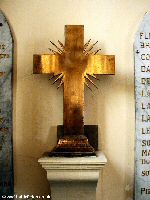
[
  {"xmin": 63, "ymin": 25, "xmax": 85, "ymax": 136},
  {"xmin": 63, "ymin": 72, "xmax": 84, "ymax": 136}
]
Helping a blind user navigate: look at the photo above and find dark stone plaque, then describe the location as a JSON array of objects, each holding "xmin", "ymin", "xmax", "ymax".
[{"xmin": 0, "ymin": 11, "xmax": 14, "ymax": 196}]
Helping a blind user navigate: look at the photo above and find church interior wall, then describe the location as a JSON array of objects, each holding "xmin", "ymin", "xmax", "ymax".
[{"xmin": 1, "ymin": 0, "xmax": 150, "ymax": 199}]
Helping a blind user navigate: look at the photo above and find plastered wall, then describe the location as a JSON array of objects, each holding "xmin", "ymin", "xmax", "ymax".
[{"xmin": 1, "ymin": 0, "xmax": 150, "ymax": 199}]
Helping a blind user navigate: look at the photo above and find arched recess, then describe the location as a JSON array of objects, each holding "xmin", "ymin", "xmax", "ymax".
[{"xmin": 0, "ymin": 10, "xmax": 14, "ymax": 196}]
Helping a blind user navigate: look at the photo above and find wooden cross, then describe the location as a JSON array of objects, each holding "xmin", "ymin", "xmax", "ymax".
[{"xmin": 33, "ymin": 25, "xmax": 115, "ymax": 156}]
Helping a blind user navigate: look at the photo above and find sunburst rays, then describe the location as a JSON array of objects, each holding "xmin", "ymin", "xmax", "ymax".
[
  {"xmin": 48, "ymin": 40, "xmax": 65, "ymax": 89},
  {"xmin": 48, "ymin": 39, "xmax": 101, "ymax": 91},
  {"xmin": 84, "ymin": 74, "xmax": 98, "ymax": 89},
  {"xmin": 49, "ymin": 73, "xmax": 64, "ymax": 89},
  {"xmin": 83, "ymin": 39, "xmax": 101, "ymax": 55},
  {"xmin": 49, "ymin": 40, "xmax": 65, "ymax": 55},
  {"xmin": 84, "ymin": 73, "xmax": 99, "ymax": 92},
  {"xmin": 83, "ymin": 39, "xmax": 101, "ymax": 92}
]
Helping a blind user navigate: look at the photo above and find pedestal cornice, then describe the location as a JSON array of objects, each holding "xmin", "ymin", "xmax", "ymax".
[{"xmin": 38, "ymin": 151, "xmax": 107, "ymax": 182}]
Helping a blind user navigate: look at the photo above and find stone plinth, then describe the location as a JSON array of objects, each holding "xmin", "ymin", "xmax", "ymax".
[{"xmin": 38, "ymin": 151, "xmax": 107, "ymax": 200}]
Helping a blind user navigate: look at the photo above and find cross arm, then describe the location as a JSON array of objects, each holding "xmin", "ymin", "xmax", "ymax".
[
  {"xmin": 33, "ymin": 54, "xmax": 62, "ymax": 75},
  {"xmin": 86, "ymin": 55, "xmax": 115, "ymax": 75}
]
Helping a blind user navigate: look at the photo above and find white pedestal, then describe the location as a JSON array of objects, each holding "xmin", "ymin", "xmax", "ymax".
[{"xmin": 38, "ymin": 151, "xmax": 107, "ymax": 200}]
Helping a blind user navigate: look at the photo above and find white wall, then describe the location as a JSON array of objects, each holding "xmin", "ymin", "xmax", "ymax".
[{"xmin": 1, "ymin": 0, "xmax": 150, "ymax": 199}]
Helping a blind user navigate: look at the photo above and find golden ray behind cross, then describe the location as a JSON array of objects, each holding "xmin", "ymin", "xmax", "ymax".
[{"xmin": 33, "ymin": 25, "xmax": 115, "ymax": 156}]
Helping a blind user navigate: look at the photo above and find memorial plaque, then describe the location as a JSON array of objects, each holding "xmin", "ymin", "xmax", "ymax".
[
  {"xmin": 0, "ymin": 11, "xmax": 14, "ymax": 196},
  {"xmin": 134, "ymin": 11, "xmax": 150, "ymax": 199}
]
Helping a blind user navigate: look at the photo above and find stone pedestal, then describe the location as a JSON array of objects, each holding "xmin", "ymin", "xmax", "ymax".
[{"xmin": 38, "ymin": 151, "xmax": 107, "ymax": 200}]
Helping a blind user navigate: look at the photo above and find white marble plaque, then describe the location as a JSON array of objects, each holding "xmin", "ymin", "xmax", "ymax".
[
  {"xmin": 0, "ymin": 11, "xmax": 13, "ymax": 196},
  {"xmin": 135, "ymin": 11, "xmax": 150, "ymax": 199}
]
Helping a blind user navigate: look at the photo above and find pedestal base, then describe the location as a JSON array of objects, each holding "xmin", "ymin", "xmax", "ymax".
[
  {"xmin": 38, "ymin": 151, "xmax": 107, "ymax": 200},
  {"xmin": 49, "ymin": 135, "xmax": 96, "ymax": 157},
  {"xmin": 51, "ymin": 182, "xmax": 97, "ymax": 200}
]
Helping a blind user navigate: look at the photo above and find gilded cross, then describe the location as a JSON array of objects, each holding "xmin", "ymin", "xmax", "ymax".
[{"xmin": 33, "ymin": 25, "xmax": 115, "ymax": 156}]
